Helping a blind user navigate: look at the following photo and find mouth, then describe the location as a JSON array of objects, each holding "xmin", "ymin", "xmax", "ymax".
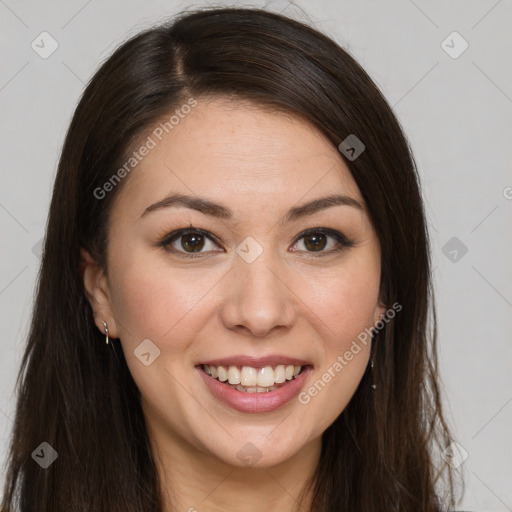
[
  {"xmin": 196, "ymin": 361, "xmax": 313, "ymax": 413},
  {"xmin": 199, "ymin": 363, "xmax": 311, "ymax": 393}
]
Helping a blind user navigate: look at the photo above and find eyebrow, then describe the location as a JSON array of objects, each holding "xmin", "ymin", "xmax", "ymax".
[{"xmin": 139, "ymin": 193, "xmax": 363, "ymax": 223}]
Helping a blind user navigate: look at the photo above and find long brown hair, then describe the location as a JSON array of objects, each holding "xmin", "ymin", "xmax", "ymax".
[{"xmin": 1, "ymin": 7, "xmax": 459, "ymax": 511}]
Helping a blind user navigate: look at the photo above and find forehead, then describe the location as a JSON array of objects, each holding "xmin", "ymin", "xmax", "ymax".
[{"xmin": 113, "ymin": 98, "xmax": 363, "ymax": 222}]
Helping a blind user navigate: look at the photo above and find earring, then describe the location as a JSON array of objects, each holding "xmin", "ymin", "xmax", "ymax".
[
  {"xmin": 102, "ymin": 320, "xmax": 121, "ymax": 365},
  {"xmin": 370, "ymin": 355, "xmax": 376, "ymax": 390},
  {"xmin": 370, "ymin": 339, "xmax": 377, "ymax": 390},
  {"xmin": 102, "ymin": 320, "xmax": 109, "ymax": 345}
]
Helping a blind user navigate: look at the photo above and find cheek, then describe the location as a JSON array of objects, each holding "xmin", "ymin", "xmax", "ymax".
[
  {"xmin": 291, "ymin": 250, "xmax": 380, "ymax": 426},
  {"xmin": 107, "ymin": 256, "xmax": 217, "ymax": 407},
  {"xmin": 111, "ymin": 267, "xmax": 202, "ymax": 341},
  {"xmin": 294, "ymin": 251, "xmax": 381, "ymax": 344},
  {"xmin": 107, "ymin": 244, "xmax": 224, "ymax": 354},
  {"xmin": 328, "ymin": 268, "xmax": 380, "ymax": 338}
]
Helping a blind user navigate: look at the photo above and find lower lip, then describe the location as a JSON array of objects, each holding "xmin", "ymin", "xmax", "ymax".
[{"xmin": 197, "ymin": 366, "xmax": 313, "ymax": 413}]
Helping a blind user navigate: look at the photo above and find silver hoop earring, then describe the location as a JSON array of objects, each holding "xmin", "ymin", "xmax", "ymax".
[{"xmin": 102, "ymin": 320, "xmax": 109, "ymax": 345}]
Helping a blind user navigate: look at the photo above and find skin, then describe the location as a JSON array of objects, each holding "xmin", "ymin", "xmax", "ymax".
[{"xmin": 82, "ymin": 97, "xmax": 386, "ymax": 512}]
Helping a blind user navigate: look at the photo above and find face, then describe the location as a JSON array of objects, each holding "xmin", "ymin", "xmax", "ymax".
[{"xmin": 82, "ymin": 97, "xmax": 385, "ymax": 469}]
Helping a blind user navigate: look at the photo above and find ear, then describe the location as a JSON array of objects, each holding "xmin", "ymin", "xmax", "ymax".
[
  {"xmin": 372, "ymin": 299, "xmax": 388, "ymax": 327},
  {"xmin": 80, "ymin": 248, "xmax": 119, "ymax": 339}
]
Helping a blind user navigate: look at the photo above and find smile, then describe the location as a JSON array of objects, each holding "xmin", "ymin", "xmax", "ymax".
[
  {"xmin": 196, "ymin": 361, "xmax": 313, "ymax": 413},
  {"xmin": 203, "ymin": 364, "xmax": 305, "ymax": 393}
]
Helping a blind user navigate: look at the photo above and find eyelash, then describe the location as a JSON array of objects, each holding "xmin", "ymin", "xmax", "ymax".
[{"xmin": 156, "ymin": 226, "xmax": 355, "ymax": 259}]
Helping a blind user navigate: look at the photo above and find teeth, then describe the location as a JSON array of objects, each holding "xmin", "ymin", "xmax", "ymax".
[
  {"xmin": 234, "ymin": 384, "xmax": 279, "ymax": 393},
  {"xmin": 203, "ymin": 363, "xmax": 305, "ymax": 391},
  {"xmin": 227, "ymin": 365, "xmax": 241, "ymax": 385},
  {"xmin": 274, "ymin": 365, "xmax": 286, "ymax": 383},
  {"xmin": 240, "ymin": 366, "xmax": 258, "ymax": 386},
  {"xmin": 217, "ymin": 366, "xmax": 228, "ymax": 382},
  {"xmin": 257, "ymin": 366, "xmax": 274, "ymax": 387}
]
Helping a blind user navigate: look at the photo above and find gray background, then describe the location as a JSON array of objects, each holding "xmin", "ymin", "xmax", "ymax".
[{"xmin": 1, "ymin": 0, "xmax": 511, "ymax": 510}]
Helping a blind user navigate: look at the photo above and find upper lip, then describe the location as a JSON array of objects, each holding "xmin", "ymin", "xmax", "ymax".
[{"xmin": 198, "ymin": 355, "xmax": 313, "ymax": 368}]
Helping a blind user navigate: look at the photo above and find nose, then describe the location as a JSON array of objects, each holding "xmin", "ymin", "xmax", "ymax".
[{"xmin": 219, "ymin": 249, "xmax": 297, "ymax": 338}]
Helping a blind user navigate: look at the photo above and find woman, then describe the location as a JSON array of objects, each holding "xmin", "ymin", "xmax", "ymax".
[{"xmin": 1, "ymin": 7, "xmax": 460, "ymax": 512}]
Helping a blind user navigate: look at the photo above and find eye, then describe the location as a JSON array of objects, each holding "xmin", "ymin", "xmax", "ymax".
[
  {"xmin": 157, "ymin": 228, "xmax": 223, "ymax": 257},
  {"xmin": 290, "ymin": 228, "xmax": 354, "ymax": 255},
  {"xmin": 156, "ymin": 226, "xmax": 354, "ymax": 259}
]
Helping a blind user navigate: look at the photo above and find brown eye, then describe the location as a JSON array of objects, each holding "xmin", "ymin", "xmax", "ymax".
[
  {"xmin": 158, "ymin": 228, "xmax": 222, "ymax": 257},
  {"xmin": 303, "ymin": 232, "xmax": 327, "ymax": 251},
  {"xmin": 292, "ymin": 228, "xmax": 354, "ymax": 256},
  {"xmin": 181, "ymin": 232, "xmax": 206, "ymax": 252}
]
